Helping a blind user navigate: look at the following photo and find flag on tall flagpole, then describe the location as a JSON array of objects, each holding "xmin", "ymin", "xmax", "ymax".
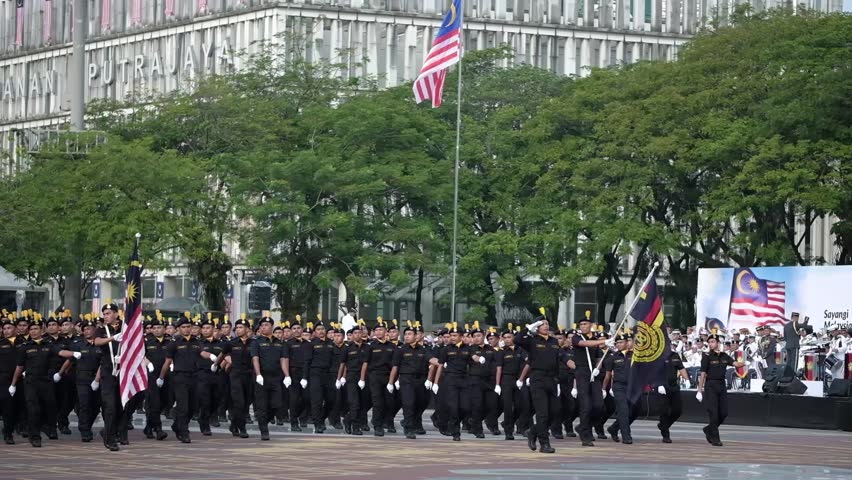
[
  {"xmin": 119, "ymin": 238, "xmax": 147, "ymax": 406},
  {"xmin": 626, "ymin": 276, "xmax": 670, "ymax": 404},
  {"xmin": 413, "ymin": 0, "xmax": 462, "ymax": 108}
]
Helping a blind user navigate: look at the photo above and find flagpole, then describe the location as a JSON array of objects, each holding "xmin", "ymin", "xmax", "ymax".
[{"xmin": 449, "ymin": 11, "xmax": 463, "ymax": 327}]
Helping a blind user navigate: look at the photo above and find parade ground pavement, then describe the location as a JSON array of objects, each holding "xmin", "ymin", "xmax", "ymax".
[{"xmin": 3, "ymin": 416, "xmax": 852, "ymax": 480}]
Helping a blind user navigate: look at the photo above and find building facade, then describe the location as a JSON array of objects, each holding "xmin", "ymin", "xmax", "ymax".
[{"xmin": 0, "ymin": 0, "xmax": 842, "ymax": 326}]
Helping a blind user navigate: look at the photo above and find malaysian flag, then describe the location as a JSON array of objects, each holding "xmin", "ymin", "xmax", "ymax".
[
  {"xmin": 131, "ymin": 0, "xmax": 143, "ymax": 25},
  {"xmin": 413, "ymin": 0, "xmax": 462, "ymax": 108},
  {"xmin": 101, "ymin": 0, "xmax": 111, "ymax": 31},
  {"xmin": 727, "ymin": 268, "xmax": 786, "ymax": 329},
  {"xmin": 15, "ymin": 0, "xmax": 25, "ymax": 46},
  {"xmin": 43, "ymin": 0, "xmax": 52, "ymax": 44},
  {"xmin": 118, "ymin": 240, "xmax": 148, "ymax": 406},
  {"xmin": 164, "ymin": 0, "xmax": 175, "ymax": 16}
]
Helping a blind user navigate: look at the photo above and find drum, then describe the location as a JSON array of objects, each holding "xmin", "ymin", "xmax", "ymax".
[
  {"xmin": 846, "ymin": 353, "xmax": 852, "ymax": 380},
  {"xmin": 803, "ymin": 352, "xmax": 824, "ymax": 381},
  {"xmin": 824, "ymin": 353, "xmax": 839, "ymax": 371}
]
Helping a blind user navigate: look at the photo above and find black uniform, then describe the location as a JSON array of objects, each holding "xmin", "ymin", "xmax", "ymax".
[
  {"xmin": 97, "ymin": 324, "xmax": 139, "ymax": 447},
  {"xmin": 467, "ymin": 343, "xmax": 496, "ymax": 437},
  {"xmin": 392, "ymin": 342, "xmax": 431, "ymax": 435},
  {"xmin": 196, "ymin": 336, "xmax": 224, "ymax": 434},
  {"xmin": 437, "ymin": 342, "xmax": 475, "ymax": 438},
  {"xmin": 16, "ymin": 338, "xmax": 61, "ymax": 442},
  {"xmin": 305, "ymin": 337, "xmax": 336, "ymax": 430},
  {"xmin": 222, "ymin": 336, "xmax": 254, "ymax": 433},
  {"xmin": 166, "ymin": 335, "xmax": 202, "ymax": 439},
  {"xmin": 514, "ymin": 331, "xmax": 560, "ymax": 444},
  {"xmin": 552, "ymin": 346, "xmax": 577, "ymax": 437},
  {"xmin": 364, "ymin": 339, "xmax": 396, "ymax": 433},
  {"xmin": 50, "ymin": 334, "xmax": 77, "ymax": 433},
  {"xmin": 327, "ymin": 341, "xmax": 346, "ymax": 428},
  {"xmin": 71, "ymin": 338, "xmax": 102, "ymax": 439},
  {"xmin": 700, "ymin": 350, "xmax": 735, "ymax": 444},
  {"xmin": 603, "ymin": 349, "xmax": 633, "ymax": 442},
  {"xmin": 284, "ymin": 337, "xmax": 310, "ymax": 428},
  {"xmin": 495, "ymin": 345, "xmax": 525, "ymax": 437},
  {"xmin": 0, "ymin": 335, "xmax": 21, "ymax": 441},
  {"xmin": 250, "ymin": 334, "xmax": 284, "ymax": 436},
  {"xmin": 144, "ymin": 334, "xmax": 170, "ymax": 434},
  {"xmin": 342, "ymin": 340, "xmax": 369, "ymax": 432},
  {"xmin": 571, "ymin": 332, "xmax": 604, "ymax": 443},
  {"xmin": 658, "ymin": 350, "xmax": 686, "ymax": 440}
]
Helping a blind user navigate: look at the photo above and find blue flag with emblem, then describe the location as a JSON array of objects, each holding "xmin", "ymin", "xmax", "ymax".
[{"xmin": 627, "ymin": 277, "xmax": 670, "ymax": 404}]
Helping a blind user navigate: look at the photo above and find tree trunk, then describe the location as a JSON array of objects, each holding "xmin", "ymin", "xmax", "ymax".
[{"xmin": 414, "ymin": 267, "xmax": 424, "ymax": 323}]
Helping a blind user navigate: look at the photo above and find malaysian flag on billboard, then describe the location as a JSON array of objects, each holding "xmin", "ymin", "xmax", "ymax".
[{"xmin": 727, "ymin": 268, "xmax": 786, "ymax": 328}]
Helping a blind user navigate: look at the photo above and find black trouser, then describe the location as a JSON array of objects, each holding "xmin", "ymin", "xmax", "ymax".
[
  {"xmin": 596, "ymin": 389, "xmax": 616, "ymax": 434},
  {"xmin": 575, "ymin": 371, "xmax": 603, "ymax": 442},
  {"xmin": 610, "ymin": 383, "xmax": 632, "ymax": 441},
  {"xmin": 516, "ymin": 381, "xmax": 532, "ymax": 434},
  {"xmin": 55, "ymin": 374, "xmax": 76, "ymax": 429},
  {"xmin": 785, "ymin": 348, "xmax": 798, "ymax": 371},
  {"xmin": 229, "ymin": 371, "xmax": 253, "ymax": 431},
  {"xmin": 552, "ymin": 376, "xmax": 576, "ymax": 434},
  {"xmin": 441, "ymin": 373, "xmax": 467, "ymax": 436},
  {"xmin": 485, "ymin": 377, "xmax": 501, "ymax": 432},
  {"xmin": 145, "ymin": 372, "xmax": 168, "ymax": 430},
  {"xmin": 171, "ymin": 372, "xmax": 195, "ymax": 437},
  {"xmin": 529, "ymin": 373, "xmax": 558, "ymax": 442},
  {"xmin": 431, "ymin": 378, "xmax": 448, "ymax": 431},
  {"xmin": 368, "ymin": 371, "xmax": 393, "ymax": 429},
  {"xmin": 499, "ymin": 374, "xmax": 520, "ymax": 435},
  {"xmin": 216, "ymin": 374, "xmax": 230, "ymax": 421},
  {"xmin": 467, "ymin": 376, "xmax": 491, "ymax": 434},
  {"xmin": 399, "ymin": 374, "xmax": 427, "ymax": 432},
  {"xmin": 75, "ymin": 377, "xmax": 100, "ymax": 435},
  {"xmin": 24, "ymin": 377, "xmax": 56, "ymax": 441},
  {"xmin": 288, "ymin": 367, "xmax": 308, "ymax": 425},
  {"xmin": 100, "ymin": 377, "xmax": 122, "ymax": 444},
  {"xmin": 254, "ymin": 373, "xmax": 282, "ymax": 433},
  {"xmin": 658, "ymin": 386, "xmax": 682, "ymax": 434},
  {"xmin": 327, "ymin": 373, "xmax": 344, "ymax": 426},
  {"xmin": 344, "ymin": 374, "xmax": 369, "ymax": 428},
  {"xmin": 196, "ymin": 371, "xmax": 224, "ymax": 431},
  {"xmin": 277, "ymin": 375, "xmax": 289, "ymax": 422},
  {"xmin": 0, "ymin": 379, "xmax": 18, "ymax": 437},
  {"xmin": 704, "ymin": 379, "xmax": 728, "ymax": 442},
  {"xmin": 309, "ymin": 370, "xmax": 335, "ymax": 427}
]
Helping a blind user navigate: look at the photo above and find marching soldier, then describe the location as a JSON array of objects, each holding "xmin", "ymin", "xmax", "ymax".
[
  {"xmin": 432, "ymin": 323, "xmax": 479, "ymax": 442},
  {"xmin": 222, "ymin": 316, "xmax": 253, "ymax": 438},
  {"xmin": 283, "ymin": 318, "xmax": 309, "ymax": 431},
  {"xmin": 467, "ymin": 322, "xmax": 495, "ymax": 439},
  {"xmin": 250, "ymin": 315, "xmax": 286, "ymax": 441},
  {"xmin": 602, "ymin": 330, "xmax": 634, "ymax": 444},
  {"xmin": 552, "ymin": 328, "xmax": 577, "ymax": 439},
  {"xmin": 159, "ymin": 315, "xmax": 206, "ymax": 444},
  {"xmin": 143, "ymin": 315, "xmax": 169, "ymax": 441},
  {"xmin": 9, "ymin": 320, "xmax": 61, "ymax": 447},
  {"xmin": 360, "ymin": 318, "xmax": 396, "ymax": 436},
  {"xmin": 388, "ymin": 322, "xmax": 431, "ymax": 439},
  {"xmin": 697, "ymin": 330, "xmax": 746, "ymax": 446},
  {"xmin": 276, "ymin": 321, "xmax": 292, "ymax": 425},
  {"xmin": 494, "ymin": 324, "xmax": 525, "ymax": 441},
  {"xmin": 327, "ymin": 323, "xmax": 346, "ymax": 430},
  {"xmin": 1, "ymin": 318, "xmax": 21, "ymax": 444},
  {"xmin": 62, "ymin": 319, "xmax": 102, "ymax": 443},
  {"xmin": 340, "ymin": 323, "xmax": 369, "ymax": 435},
  {"xmin": 306, "ymin": 320, "xmax": 335, "ymax": 433},
  {"xmin": 571, "ymin": 312, "xmax": 611, "ymax": 447},
  {"xmin": 196, "ymin": 317, "xmax": 225, "ymax": 436},
  {"xmin": 92, "ymin": 303, "xmax": 127, "ymax": 451},
  {"xmin": 514, "ymin": 313, "xmax": 559, "ymax": 454},
  {"xmin": 658, "ymin": 345, "xmax": 690, "ymax": 443},
  {"xmin": 55, "ymin": 313, "xmax": 78, "ymax": 435}
]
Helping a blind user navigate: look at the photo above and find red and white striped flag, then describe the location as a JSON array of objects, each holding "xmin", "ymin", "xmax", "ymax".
[
  {"xmin": 101, "ymin": 0, "xmax": 111, "ymax": 30},
  {"xmin": 413, "ymin": 0, "xmax": 463, "ymax": 108},
  {"xmin": 42, "ymin": 0, "xmax": 52, "ymax": 44},
  {"xmin": 118, "ymin": 243, "xmax": 147, "ymax": 406},
  {"xmin": 15, "ymin": 0, "xmax": 25, "ymax": 47},
  {"xmin": 728, "ymin": 268, "xmax": 787, "ymax": 329},
  {"xmin": 164, "ymin": 0, "xmax": 175, "ymax": 16},
  {"xmin": 131, "ymin": 0, "xmax": 143, "ymax": 24}
]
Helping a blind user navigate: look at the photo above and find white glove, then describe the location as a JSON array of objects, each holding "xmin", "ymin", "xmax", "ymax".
[
  {"xmin": 478, "ymin": 356, "xmax": 486, "ymax": 365},
  {"xmin": 21, "ymin": 371, "xmax": 25, "ymax": 378},
  {"xmin": 91, "ymin": 380, "xmax": 100, "ymax": 391},
  {"xmin": 208, "ymin": 354, "xmax": 218, "ymax": 363},
  {"xmin": 602, "ymin": 389, "xmax": 607, "ymax": 399},
  {"xmin": 8, "ymin": 386, "xmax": 15, "ymax": 396},
  {"xmin": 605, "ymin": 338, "xmax": 616, "ymax": 348},
  {"xmin": 431, "ymin": 384, "xmax": 439, "ymax": 394},
  {"xmin": 443, "ymin": 362, "xmax": 448, "ymax": 368},
  {"xmin": 340, "ymin": 377, "xmax": 346, "ymax": 386},
  {"xmin": 256, "ymin": 375, "xmax": 264, "ymax": 386},
  {"xmin": 515, "ymin": 380, "xmax": 523, "ymax": 389},
  {"xmin": 334, "ymin": 379, "xmax": 341, "ymax": 389},
  {"xmin": 394, "ymin": 380, "xmax": 400, "ymax": 390},
  {"xmin": 696, "ymin": 392, "xmax": 703, "ymax": 402},
  {"xmin": 283, "ymin": 376, "xmax": 292, "ymax": 388},
  {"xmin": 147, "ymin": 363, "xmax": 154, "ymax": 373},
  {"xmin": 557, "ymin": 384, "xmax": 561, "ymax": 397},
  {"xmin": 73, "ymin": 351, "xmax": 82, "ymax": 359},
  {"xmin": 155, "ymin": 378, "xmax": 164, "ymax": 388},
  {"xmin": 386, "ymin": 383, "xmax": 395, "ymax": 394},
  {"xmin": 592, "ymin": 368, "xmax": 600, "ymax": 378},
  {"xmin": 658, "ymin": 385, "xmax": 666, "ymax": 395},
  {"xmin": 210, "ymin": 364, "xmax": 218, "ymax": 373},
  {"xmin": 358, "ymin": 380, "xmax": 366, "ymax": 390},
  {"xmin": 300, "ymin": 378, "xmax": 308, "ymax": 389},
  {"xmin": 571, "ymin": 387, "xmax": 578, "ymax": 398},
  {"xmin": 494, "ymin": 385, "xmax": 502, "ymax": 395},
  {"xmin": 425, "ymin": 380, "xmax": 433, "ymax": 390},
  {"xmin": 525, "ymin": 378, "xmax": 530, "ymax": 387},
  {"xmin": 526, "ymin": 320, "xmax": 543, "ymax": 333},
  {"xmin": 112, "ymin": 332, "xmax": 123, "ymax": 342},
  {"xmin": 53, "ymin": 373, "xmax": 61, "ymax": 383},
  {"xmin": 169, "ymin": 363, "xmax": 174, "ymax": 372}
]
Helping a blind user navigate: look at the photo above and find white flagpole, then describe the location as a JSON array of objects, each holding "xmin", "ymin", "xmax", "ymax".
[{"xmin": 449, "ymin": 6, "xmax": 463, "ymax": 326}]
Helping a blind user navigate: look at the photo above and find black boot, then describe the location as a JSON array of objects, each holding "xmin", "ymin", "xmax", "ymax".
[
  {"xmin": 527, "ymin": 431, "xmax": 537, "ymax": 451},
  {"xmin": 290, "ymin": 423, "xmax": 302, "ymax": 432},
  {"xmin": 143, "ymin": 425, "xmax": 154, "ymax": 439},
  {"xmin": 155, "ymin": 429, "xmax": 168, "ymax": 441},
  {"xmin": 260, "ymin": 429, "xmax": 270, "ymax": 441},
  {"xmin": 539, "ymin": 437, "xmax": 556, "ymax": 453},
  {"xmin": 4, "ymin": 433, "xmax": 15, "ymax": 445},
  {"xmin": 607, "ymin": 426, "xmax": 620, "ymax": 442},
  {"xmin": 239, "ymin": 428, "xmax": 249, "ymax": 439}
]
